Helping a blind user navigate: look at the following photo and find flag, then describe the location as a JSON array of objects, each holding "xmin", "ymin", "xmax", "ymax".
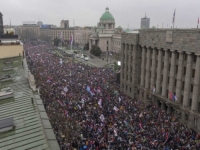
[
  {"xmin": 57, "ymin": 100, "xmax": 66, "ymax": 106},
  {"xmin": 99, "ymin": 114, "xmax": 105, "ymax": 122},
  {"xmin": 86, "ymin": 86, "xmax": 91, "ymax": 93},
  {"xmin": 113, "ymin": 106, "xmax": 119, "ymax": 111},
  {"xmin": 98, "ymin": 99, "xmax": 102, "ymax": 107},
  {"xmin": 60, "ymin": 32, "xmax": 65, "ymax": 43},
  {"xmin": 64, "ymin": 110, "xmax": 68, "ymax": 117},
  {"xmin": 168, "ymin": 91, "xmax": 177, "ymax": 101},
  {"xmin": 172, "ymin": 9, "xmax": 176, "ymax": 23},
  {"xmin": 70, "ymin": 34, "xmax": 73, "ymax": 45}
]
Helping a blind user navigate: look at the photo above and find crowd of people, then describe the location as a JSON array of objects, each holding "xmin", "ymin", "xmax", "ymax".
[{"xmin": 24, "ymin": 42, "xmax": 200, "ymax": 150}]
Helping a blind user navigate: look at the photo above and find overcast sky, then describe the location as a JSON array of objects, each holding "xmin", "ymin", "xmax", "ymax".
[{"xmin": 1, "ymin": 0, "xmax": 200, "ymax": 29}]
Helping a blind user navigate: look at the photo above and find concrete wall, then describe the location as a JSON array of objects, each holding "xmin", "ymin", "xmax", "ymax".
[
  {"xmin": 98, "ymin": 37, "xmax": 112, "ymax": 52},
  {"xmin": 139, "ymin": 29, "xmax": 200, "ymax": 54},
  {"xmin": 0, "ymin": 45, "xmax": 23, "ymax": 58},
  {"xmin": 120, "ymin": 33, "xmax": 140, "ymax": 98}
]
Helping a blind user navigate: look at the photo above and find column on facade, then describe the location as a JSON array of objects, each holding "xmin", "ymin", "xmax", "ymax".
[
  {"xmin": 183, "ymin": 53, "xmax": 192, "ymax": 107},
  {"xmin": 140, "ymin": 47, "xmax": 146, "ymax": 87},
  {"xmin": 156, "ymin": 49, "xmax": 162, "ymax": 93},
  {"xmin": 168, "ymin": 50, "xmax": 176, "ymax": 92},
  {"xmin": 150, "ymin": 48, "xmax": 157, "ymax": 90},
  {"xmin": 162, "ymin": 49, "xmax": 169, "ymax": 97},
  {"xmin": 191, "ymin": 55, "xmax": 200, "ymax": 111},
  {"xmin": 175, "ymin": 51, "xmax": 184, "ymax": 103},
  {"xmin": 92, "ymin": 40, "xmax": 96, "ymax": 46},
  {"xmin": 145, "ymin": 47, "xmax": 151, "ymax": 90}
]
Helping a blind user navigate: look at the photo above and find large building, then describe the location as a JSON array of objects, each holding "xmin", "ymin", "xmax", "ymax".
[
  {"xmin": 120, "ymin": 29, "xmax": 200, "ymax": 132},
  {"xmin": 141, "ymin": 14, "xmax": 150, "ymax": 29},
  {"xmin": 89, "ymin": 7, "xmax": 123, "ymax": 53},
  {"xmin": 0, "ymin": 12, "xmax": 3, "ymax": 35},
  {"xmin": 60, "ymin": 20, "xmax": 69, "ymax": 28},
  {"xmin": 19, "ymin": 23, "xmax": 40, "ymax": 40}
]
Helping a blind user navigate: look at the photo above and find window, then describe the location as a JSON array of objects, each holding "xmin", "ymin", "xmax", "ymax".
[
  {"xmin": 191, "ymin": 85, "xmax": 193, "ymax": 92},
  {"xmin": 107, "ymin": 41, "xmax": 109, "ymax": 45},
  {"xmin": 184, "ymin": 54, "xmax": 188, "ymax": 61},
  {"xmin": 177, "ymin": 53, "xmax": 179, "ymax": 59},
  {"xmin": 176, "ymin": 65, "xmax": 178, "ymax": 74},
  {"xmin": 182, "ymin": 82, "xmax": 185, "ymax": 90},
  {"xmin": 183, "ymin": 67, "xmax": 186, "ymax": 76},
  {"xmin": 126, "ymin": 85, "xmax": 127, "ymax": 90},
  {"xmin": 130, "ymin": 87, "xmax": 132, "ymax": 92},
  {"xmin": 192, "ymin": 69, "xmax": 195, "ymax": 78},
  {"xmin": 193, "ymin": 55, "xmax": 197, "ymax": 63},
  {"xmin": 198, "ymin": 102, "xmax": 200, "ymax": 112},
  {"xmin": 189, "ymin": 99, "xmax": 192, "ymax": 107},
  {"xmin": 181, "ymin": 95, "xmax": 183, "ymax": 105}
]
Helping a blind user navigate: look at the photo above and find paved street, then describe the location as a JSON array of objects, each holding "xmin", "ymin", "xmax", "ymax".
[{"xmin": 62, "ymin": 49, "xmax": 118, "ymax": 68}]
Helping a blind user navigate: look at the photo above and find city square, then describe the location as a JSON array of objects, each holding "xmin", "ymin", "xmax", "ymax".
[{"xmin": 0, "ymin": 0, "xmax": 200, "ymax": 149}]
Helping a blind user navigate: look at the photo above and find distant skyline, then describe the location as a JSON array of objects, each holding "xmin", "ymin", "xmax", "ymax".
[{"xmin": 1, "ymin": 0, "xmax": 200, "ymax": 29}]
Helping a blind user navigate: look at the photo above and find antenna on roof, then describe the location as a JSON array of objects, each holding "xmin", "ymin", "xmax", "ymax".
[
  {"xmin": 145, "ymin": 12, "xmax": 147, "ymax": 18},
  {"xmin": 9, "ymin": 18, "xmax": 11, "ymax": 27}
]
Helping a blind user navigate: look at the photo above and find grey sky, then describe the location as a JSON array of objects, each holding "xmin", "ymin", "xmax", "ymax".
[{"xmin": 1, "ymin": 0, "xmax": 200, "ymax": 28}]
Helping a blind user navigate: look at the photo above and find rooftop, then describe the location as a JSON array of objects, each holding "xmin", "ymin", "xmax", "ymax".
[
  {"xmin": 100, "ymin": 7, "xmax": 115, "ymax": 21},
  {"xmin": 0, "ymin": 57, "xmax": 59, "ymax": 150}
]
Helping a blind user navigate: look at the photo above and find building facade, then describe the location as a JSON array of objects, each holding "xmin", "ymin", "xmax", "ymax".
[
  {"xmin": 60, "ymin": 20, "xmax": 69, "ymax": 28},
  {"xmin": 0, "ymin": 12, "xmax": 3, "ymax": 35},
  {"xmin": 141, "ymin": 14, "xmax": 150, "ymax": 29},
  {"xmin": 89, "ymin": 7, "xmax": 123, "ymax": 53},
  {"xmin": 120, "ymin": 29, "xmax": 200, "ymax": 132},
  {"xmin": 19, "ymin": 24, "xmax": 40, "ymax": 40}
]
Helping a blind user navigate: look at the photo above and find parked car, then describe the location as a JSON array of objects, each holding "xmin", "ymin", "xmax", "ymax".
[
  {"xmin": 81, "ymin": 54, "xmax": 84, "ymax": 59},
  {"xmin": 85, "ymin": 57, "xmax": 89, "ymax": 61}
]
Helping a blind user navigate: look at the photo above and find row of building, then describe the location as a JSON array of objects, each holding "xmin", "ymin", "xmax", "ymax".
[
  {"xmin": 0, "ymin": 8, "xmax": 150, "ymax": 52},
  {"xmin": 120, "ymin": 29, "xmax": 200, "ymax": 132}
]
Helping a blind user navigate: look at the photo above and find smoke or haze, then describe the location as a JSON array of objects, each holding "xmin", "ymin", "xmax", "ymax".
[{"xmin": 1, "ymin": 0, "xmax": 199, "ymax": 28}]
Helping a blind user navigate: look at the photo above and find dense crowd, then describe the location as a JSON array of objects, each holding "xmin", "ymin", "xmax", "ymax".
[{"xmin": 25, "ymin": 42, "xmax": 200, "ymax": 150}]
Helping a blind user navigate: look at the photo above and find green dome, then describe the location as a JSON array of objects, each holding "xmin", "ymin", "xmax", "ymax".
[
  {"xmin": 125, "ymin": 28, "xmax": 130, "ymax": 33},
  {"xmin": 118, "ymin": 26, "xmax": 122, "ymax": 29},
  {"xmin": 100, "ymin": 7, "xmax": 115, "ymax": 21},
  {"xmin": 151, "ymin": 26, "xmax": 156, "ymax": 29}
]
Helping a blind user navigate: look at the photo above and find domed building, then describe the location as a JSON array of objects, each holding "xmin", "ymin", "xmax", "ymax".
[{"xmin": 89, "ymin": 7, "xmax": 123, "ymax": 55}]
